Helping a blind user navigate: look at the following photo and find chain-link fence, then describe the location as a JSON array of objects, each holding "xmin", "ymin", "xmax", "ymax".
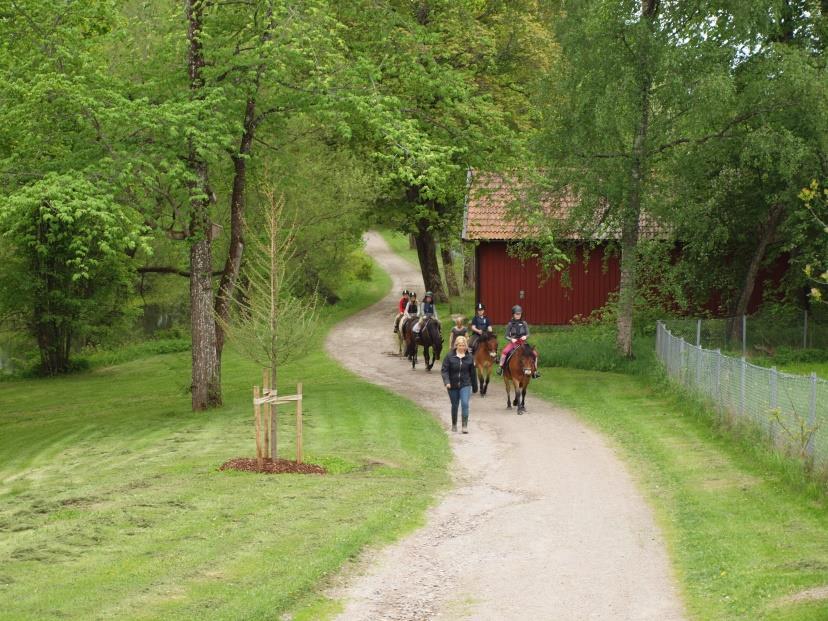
[
  {"xmin": 662, "ymin": 307, "xmax": 828, "ymax": 356},
  {"xmin": 656, "ymin": 322, "xmax": 827, "ymax": 472}
]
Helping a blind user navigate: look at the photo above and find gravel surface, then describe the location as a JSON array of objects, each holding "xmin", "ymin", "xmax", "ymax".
[{"xmin": 326, "ymin": 232, "xmax": 686, "ymax": 621}]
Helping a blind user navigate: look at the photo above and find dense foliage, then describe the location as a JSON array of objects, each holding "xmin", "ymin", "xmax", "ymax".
[{"xmin": 0, "ymin": 1, "xmax": 826, "ymax": 389}]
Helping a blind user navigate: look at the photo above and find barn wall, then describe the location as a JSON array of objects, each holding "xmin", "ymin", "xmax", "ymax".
[{"xmin": 477, "ymin": 242, "xmax": 621, "ymax": 325}]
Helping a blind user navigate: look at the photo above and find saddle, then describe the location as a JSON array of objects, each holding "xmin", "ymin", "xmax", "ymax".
[{"xmin": 504, "ymin": 343, "xmax": 532, "ymax": 369}]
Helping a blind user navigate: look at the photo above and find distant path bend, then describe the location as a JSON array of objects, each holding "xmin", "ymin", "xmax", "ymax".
[{"xmin": 325, "ymin": 232, "xmax": 686, "ymax": 621}]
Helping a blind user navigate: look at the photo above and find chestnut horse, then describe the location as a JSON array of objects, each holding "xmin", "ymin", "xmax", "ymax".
[
  {"xmin": 503, "ymin": 343, "xmax": 536, "ymax": 414},
  {"xmin": 473, "ymin": 332, "xmax": 498, "ymax": 396}
]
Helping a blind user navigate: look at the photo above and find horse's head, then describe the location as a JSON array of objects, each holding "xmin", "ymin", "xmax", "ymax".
[
  {"xmin": 485, "ymin": 333, "xmax": 498, "ymax": 358},
  {"xmin": 519, "ymin": 343, "xmax": 534, "ymax": 376}
]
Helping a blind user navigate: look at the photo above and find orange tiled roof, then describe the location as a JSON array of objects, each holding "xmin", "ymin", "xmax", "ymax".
[{"xmin": 461, "ymin": 170, "xmax": 667, "ymax": 241}]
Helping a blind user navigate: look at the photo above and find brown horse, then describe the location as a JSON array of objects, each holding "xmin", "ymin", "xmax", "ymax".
[
  {"xmin": 404, "ymin": 318, "xmax": 443, "ymax": 371},
  {"xmin": 473, "ymin": 332, "xmax": 498, "ymax": 397},
  {"xmin": 503, "ymin": 343, "xmax": 536, "ymax": 414}
]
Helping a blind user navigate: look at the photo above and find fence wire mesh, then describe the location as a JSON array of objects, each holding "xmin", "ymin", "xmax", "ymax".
[
  {"xmin": 656, "ymin": 322, "xmax": 827, "ymax": 471},
  {"xmin": 662, "ymin": 307, "xmax": 828, "ymax": 354}
]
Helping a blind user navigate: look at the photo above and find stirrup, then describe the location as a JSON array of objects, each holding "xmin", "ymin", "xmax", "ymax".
[{"xmin": 496, "ymin": 366, "xmax": 503, "ymax": 376}]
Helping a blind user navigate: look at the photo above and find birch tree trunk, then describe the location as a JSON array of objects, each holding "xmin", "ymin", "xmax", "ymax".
[
  {"xmin": 616, "ymin": 0, "xmax": 657, "ymax": 358},
  {"xmin": 187, "ymin": 0, "xmax": 221, "ymax": 409}
]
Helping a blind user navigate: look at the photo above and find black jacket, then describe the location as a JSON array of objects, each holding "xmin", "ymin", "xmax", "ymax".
[{"xmin": 441, "ymin": 352, "xmax": 479, "ymax": 391}]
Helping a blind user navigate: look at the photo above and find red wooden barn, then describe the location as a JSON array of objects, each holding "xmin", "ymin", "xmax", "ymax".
[{"xmin": 461, "ymin": 171, "xmax": 664, "ymax": 325}]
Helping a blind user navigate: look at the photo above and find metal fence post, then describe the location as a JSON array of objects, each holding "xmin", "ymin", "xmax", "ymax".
[
  {"xmin": 696, "ymin": 319, "xmax": 702, "ymax": 347},
  {"xmin": 695, "ymin": 342, "xmax": 702, "ymax": 387},
  {"xmin": 807, "ymin": 373, "xmax": 817, "ymax": 458},
  {"xmin": 680, "ymin": 338, "xmax": 686, "ymax": 385},
  {"xmin": 769, "ymin": 367, "xmax": 778, "ymax": 442},
  {"xmin": 740, "ymin": 357, "xmax": 747, "ymax": 419},
  {"xmin": 742, "ymin": 314, "xmax": 747, "ymax": 358},
  {"xmin": 656, "ymin": 321, "xmax": 662, "ymax": 359},
  {"xmin": 715, "ymin": 349, "xmax": 723, "ymax": 419}
]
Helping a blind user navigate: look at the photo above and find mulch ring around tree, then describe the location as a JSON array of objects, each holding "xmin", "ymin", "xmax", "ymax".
[{"xmin": 219, "ymin": 458, "xmax": 326, "ymax": 475}]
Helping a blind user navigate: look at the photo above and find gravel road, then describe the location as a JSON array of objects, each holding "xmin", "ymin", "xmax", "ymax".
[{"xmin": 325, "ymin": 232, "xmax": 686, "ymax": 621}]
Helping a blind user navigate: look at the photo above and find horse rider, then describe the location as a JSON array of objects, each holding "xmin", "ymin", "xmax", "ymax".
[
  {"xmin": 402, "ymin": 291, "xmax": 419, "ymax": 336},
  {"xmin": 413, "ymin": 291, "xmax": 439, "ymax": 337},
  {"xmin": 468, "ymin": 302, "xmax": 492, "ymax": 352},
  {"xmin": 394, "ymin": 289, "xmax": 410, "ymax": 333},
  {"xmin": 497, "ymin": 305, "xmax": 540, "ymax": 378}
]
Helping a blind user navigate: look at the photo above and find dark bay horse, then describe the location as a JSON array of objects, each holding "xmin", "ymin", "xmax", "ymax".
[
  {"xmin": 503, "ymin": 343, "xmax": 536, "ymax": 414},
  {"xmin": 405, "ymin": 319, "xmax": 443, "ymax": 371},
  {"xmin": 473, "ymin": 332, "xmax": 498, "ymax": 396}
]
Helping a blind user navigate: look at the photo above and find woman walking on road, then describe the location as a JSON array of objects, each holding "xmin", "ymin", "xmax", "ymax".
[{"xmin": 441, "ymin": 336, "xmax": 478, "ymax": 433}]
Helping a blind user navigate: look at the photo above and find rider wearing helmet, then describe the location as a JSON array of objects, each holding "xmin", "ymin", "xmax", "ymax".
[
  {"xmin": 394, "ymin": 289, "xmax": 411, "ymax": 333},
  {"xmin": 401, "ymin": 292, "xmax": 418, "ymax": 336},
  {"xmin": 497, "ymin": 305, "xmax": 540, "ymax": 378},
  {"xmin": 413, "ymin": 291, "xmax": 439, "ymax": 335},
  {"xmin": 468, "ymin": 302, "xmax": 492, "ymax": 351}
]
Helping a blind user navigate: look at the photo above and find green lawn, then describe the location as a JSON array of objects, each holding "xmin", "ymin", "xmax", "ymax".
[
  {"xmin": 0, "ymin": 261, "xmax": 451, "ymax": 621},
  {"xmin": 532, "ymin": 369, "xmax": 828, "ymax": 621}
]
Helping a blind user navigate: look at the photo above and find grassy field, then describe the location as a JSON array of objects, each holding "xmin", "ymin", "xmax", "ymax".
[
  {"xmin": 0, "ymin": 261, "xmax": 451, "ymax": 621},
  {"xmin": 528, "ymin": 363, "xmax": 828, "ymax": 620}
]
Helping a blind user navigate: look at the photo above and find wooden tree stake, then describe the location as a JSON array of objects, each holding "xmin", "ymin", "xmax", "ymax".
[
  {"xmin": 262, "ymin": 369, "xmax": 271, "ymax": 460},
  {"xmin": 296, "ymin": 382, "xmax": 303, "ymax": 463},
  {"xmin": 253, "ymin": 385, "xmax": 263, "ymax": 468}
]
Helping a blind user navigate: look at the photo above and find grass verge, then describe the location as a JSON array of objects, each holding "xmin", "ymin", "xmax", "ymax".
[
  {"xmin": 531, "ymin": 368, "xmax": 828, "ymax": 621},
  {"xmin": 0, "ymin": 260, "xmax": 451, "ymax": 621}
]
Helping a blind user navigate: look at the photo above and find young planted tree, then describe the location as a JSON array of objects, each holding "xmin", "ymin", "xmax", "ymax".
[{"xmin": 217, "ymin": 186, "xmax": 317, "ymax": 460}]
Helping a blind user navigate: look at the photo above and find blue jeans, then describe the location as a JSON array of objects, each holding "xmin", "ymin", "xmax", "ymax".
[{"xmin": 448, "ymin": 385, "xmax": 472, "ymax": 426}]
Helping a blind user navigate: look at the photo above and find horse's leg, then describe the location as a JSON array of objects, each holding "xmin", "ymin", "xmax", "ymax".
[
  {"xmin": 521, "ymin": 384, "xmax": 528, "ymax": 412},
  {"xmin": 504, "ymin": 378, "xmax": 512, "ymax": 408},
  {"xmin": 425, "ymin": 345, "xmax": 432, "ymax": 371},
  {"xmin": 512, "ymin": 377, "xmax": 520, "ymax": 406}
]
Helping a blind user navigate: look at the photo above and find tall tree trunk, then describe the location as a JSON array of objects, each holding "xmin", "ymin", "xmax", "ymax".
[
  {"xmin": 409, "ymin": 233, "xmax": 416, "ymax": 250},
  {"xmin": 440, "ymin": 245, "xmax": 461, "ymax": 297},
  {"xmin": 616, "ymin": 0, "xmax": 657, "ymax": 358},
  {"xmin": 463, "ymin": 242, "xmax": 475, "ymax": 290},
  {"xmin": 214, "ymin": 97, "xmax": 254, "ymax": 368},
  {"xmin": 214, "ymin": 4, "xmax": 274, "ymax": 373},
  {"xmin": 414, "ymin": 218, "xmax": 448, "ymax": 302},
  {"xmin": 728, "ymin": 202, "xmax": 785, "ymax": 342},
  {"xmin": 187, "ymin": 0, "xmax": 221, "ymax": 409}
]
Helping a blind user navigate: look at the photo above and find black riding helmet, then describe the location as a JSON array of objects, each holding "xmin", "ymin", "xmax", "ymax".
[
  {"xmin": 476, "ymin": 302, "xmax": 486, "ymax": 311},
  {"xmin": 512, "ymin": 305, "xmax": 523, "ymax": 315}
]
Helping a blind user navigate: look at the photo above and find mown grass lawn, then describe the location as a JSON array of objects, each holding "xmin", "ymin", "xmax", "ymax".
[
  {"xmin": 532, "ymin": 368, "xmax": 828, "ymax": 621},
  {"xmin": 0, "ymin": 262, "xmax": 451, "ymax": 621}
]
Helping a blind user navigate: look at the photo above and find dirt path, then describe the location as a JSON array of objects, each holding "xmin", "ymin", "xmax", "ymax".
[{"xmin": 325, "ymin": 232, "xmax": 686, "ymax": 621}]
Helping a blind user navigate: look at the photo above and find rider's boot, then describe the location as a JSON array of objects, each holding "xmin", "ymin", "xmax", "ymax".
[
  {"xmin": 461, "ymin": 419, "xmax": 468, "ymax": 434},
  {"xmin": 496, "ymin": 365, "xmax": 503, "ymax": 376},
  {"xmin": 451, "ymin": 423, "xmax": 458, "ymax": 432},
  {"xmin": 532, "ymin": 369, "xmax": 541, "ymax": 379}
]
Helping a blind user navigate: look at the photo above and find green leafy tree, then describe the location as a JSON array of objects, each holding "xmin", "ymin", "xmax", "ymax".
[
  {"xmin": 537, "ymin": 0, "xmax": 823, "ymax": 356},
  {"xmin": 0, "ymin": 174, "xmax": 148, "ymax": 374}
]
